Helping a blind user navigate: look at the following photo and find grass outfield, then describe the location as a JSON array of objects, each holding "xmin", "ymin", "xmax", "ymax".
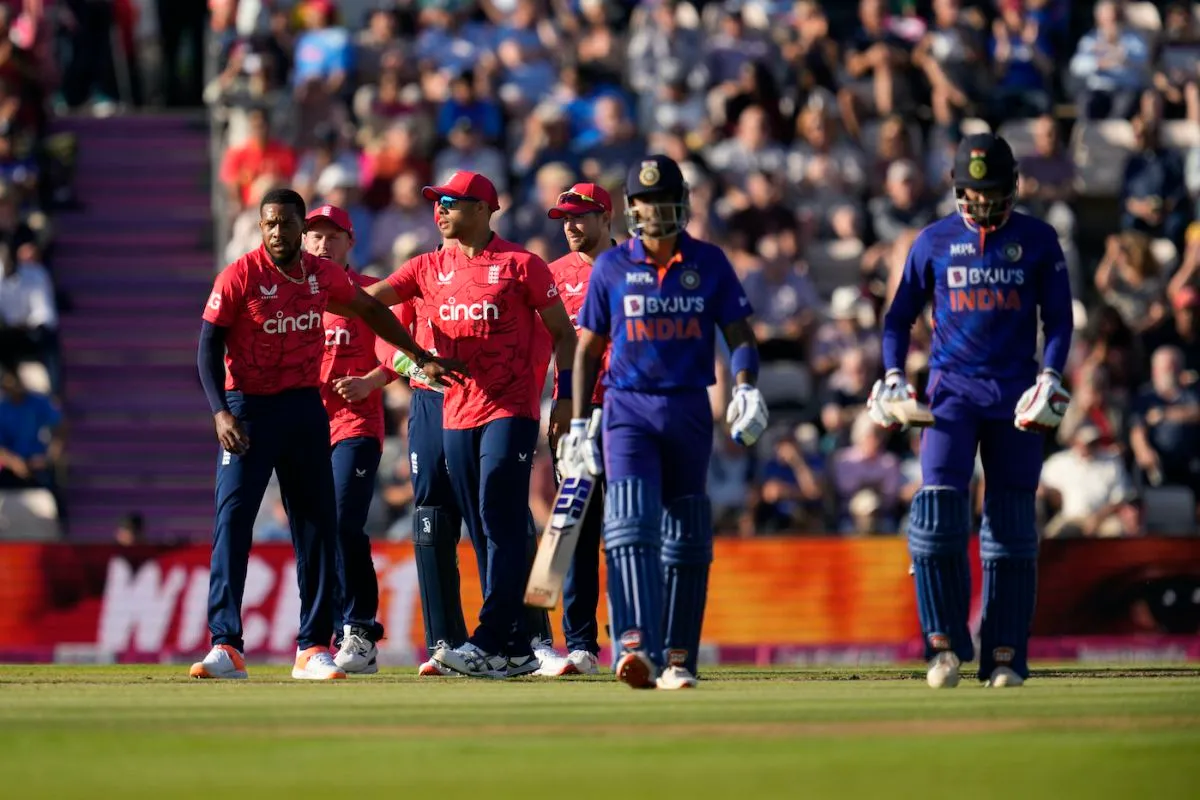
[{"xmin": 2, "ymin": 666, "xmax": 1198, "ymax": 799}]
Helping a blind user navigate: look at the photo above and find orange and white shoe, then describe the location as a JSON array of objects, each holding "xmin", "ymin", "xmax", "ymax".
[
  {"xmin": 189, "ymin": 644, "xmax": 248, "ymax": 680},
  {"xmin": 418, "ymin": 640, "xmax": 460, "ymax": 676},
  {"xmin": 615, "ymin": 651, "xmax": 656, "ymax": 689},
  {"xmin": 291, "ymin": 646, "xmax": 347, "ymax": 680},
  {"xmin": 656, "ymin": 665, "xmax": 698, "ymax": 690}
]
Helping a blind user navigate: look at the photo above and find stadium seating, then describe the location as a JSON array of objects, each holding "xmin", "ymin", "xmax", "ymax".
[{"xmin": 1142, "ymin": 487, "xmax": 1198, "ymax": 536}]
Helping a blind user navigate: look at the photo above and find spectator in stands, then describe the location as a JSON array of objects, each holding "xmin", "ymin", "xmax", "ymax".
[
  {"xmin": 0, "ymin": 366, "xmax": 61, "ymax": 495},
  {"xmin": 437, "ymin": 68, "xmax": 503, "ymax": 145},
  {"xmin": 1130, "ymin": 346, "xmax": 1200, "ymax": 493},
  {"xmin": 577, "ymin": 95, "xmax": 646, "ymax": 183},
  {"xmin": 1057, "ymin": 362, "xmax": 1127, "ymax": 454},
  {"xmin": 779, "ymin": 0, "xmax": 839, "ymax": 116},
  {"xmin": 810, "ymin": 286, "xmax": 881, "ymax": 384},
  {"xmin": 706, "ymin": 104, "xmax": 788, "ymax": 190},
  {"xmin": 838, "ymin": 0, "xmax": 914, "ymax": 140},
  {"xmin": 1039, "ymin": 424, "xmax": 1138, "ymax": 538},
  {"xmin": 867, "ymin": 114, "xmax": 917, "ymax": 196},
  {"xmin": 912, "ymin": 0, "xmax": 990, "ymax": 126},
  {"xmin": 788, "ymin": 99, "xmax": 868, "ymax": 227},
  {"xmin": 114, "ymin": 511, "xmax": 145, "ymax": 547},
  {"xmin": 1094, "ymin": 230, "xmax": 1166, "ymax": 334},
  {"xmin": 368, "ymin": 171, "xmax": 439, "ymax": 269},
  {"xmin": 1142, "ymin": 286, "xmax": 1200, "ymax": 385},
  {"xmin": 1153, "ymin": 2, "xmax": 1200, "ymax": 122},
  {"xmin": 505, "ymin": 161, "xmax": 574, "ymax": 261},
  {"xmin": 313, "ymin": 164, "xmax": 372, "ymax": 267},
  {"xmin": 292, "ymin": 0, "xmax": 354, "ymax": 144},
  {"xmin": 1076, "ymin": 303, "xmax": 1143, "ymax": 402},
  {"xmin": 0, "ymin": 239, "xmax": 57, "ymax": 390},
  {"xmin": 361, "ymin": 119, "xmax": 432, "ymax": 211},
  {"xmin": 294, "ymin": 123, "xmax": 359, "ymax": 207},
  {"xmin": 1120, "ymin": 115, "xmax": 1190, "ymax": 248},
  {"xmin": 741, "ymin": 229, "xmax": 820, "ymax": 362},
  {"xmin": 432, "ymin": 116, "xmax": 507, "ymax": 194},
  {"xmin": 820, "ymin": 346, "xmax": 875, "ymax": 447},
  {"xmin": 354, "ymin": 6, "xmax": 404, "ymax": 89},
  {"xmin": 728, "ymin": 171, "xmax": 799, "ymax": 256},
  {"xmin": 218, "ymin": 107, "xmax": 297, "ymax": 211},
  {"xmin": 828, "ymin": 413, "xmax": 902, "ymax": 534},
  {"xmin": 868, "ymin": 159, "xmax": 936, "ymax": 247},
  {"xmin": 989, "ymin": 0, "xmax": 1054, "ymax": 119},
  {"xmin": 1069, "ymin": 0, "xmax": 1150, "ymax": 120},
  {"xmin": 708, "ymin": 430, "xmax": 757, "ymax": 536},
  {"xmin": 1016, "ymin": 115, "xmax": 1079, "ymax": 268},
  {"xmin": 754, "ymin": 426, "xmax": 824, "ymax": 534}
]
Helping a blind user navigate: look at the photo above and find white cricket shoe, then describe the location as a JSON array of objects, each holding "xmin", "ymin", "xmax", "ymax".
[
  {"xmin": 189, "ymin": 644, "xmax": 248, "ymax": 680},
  {"xmin": 334, "ymin": 625, "xmax": 379, "ymax": 675},
  {"xmin": 926, "ymin": 651, "xmax": 961, "ymax": 689},
  {"xmin": 531, "ymin": 638, "xmax": 567, "ymax": 676},
  {"xmin": 506, "ymin": 653, "xmax": 540, "ymax": 677},
  {"xmin": 656, "ymin": 665, "xmax": 699, "ymax": 690},
  {"xmin": 433, "ymin": 641, "xmax": 508, "ymax": 679},
  {"xmin": 292, "ymin": 646, "xmax": 347, "ymax": 680},
  {"xmin": 418, "ymin": 641, "xmax": 459, "ymax": 676},
  {"xmin": 539, "ymin": 649, "xmax": 601, "ymax": 676},
  {"xmin": 986, "ymin": 666, "xmax": 1024, "ymax": 688},
  {"xmin": 615, "ymin": 650, "xmax": 656, "ymax": 689}
]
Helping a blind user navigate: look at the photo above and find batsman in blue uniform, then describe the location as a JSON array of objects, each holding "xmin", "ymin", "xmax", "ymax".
[
  {"xmin": 870, "ymin": 133, "xmax": 1074, "ymax": 689},
  {"xmin": 560, "ymin": 155, "xmax": 768, "ymax": 690}
]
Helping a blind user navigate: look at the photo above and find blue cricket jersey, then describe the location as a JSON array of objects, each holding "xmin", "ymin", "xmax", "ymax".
[
  {"xmin": 882, "ymin": 211, "xmax": 1073, "ymax": 383},
  {"xmin": 578, "ymin": 233, "xmax": 752, "ymax": 392}
]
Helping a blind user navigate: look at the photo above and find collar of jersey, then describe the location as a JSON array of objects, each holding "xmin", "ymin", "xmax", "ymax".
[{"xmin": 628, "ymin": 232, "xmax": 692, "ymax": 270}]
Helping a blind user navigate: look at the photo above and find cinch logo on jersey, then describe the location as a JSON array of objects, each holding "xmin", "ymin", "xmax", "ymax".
[
  {"xmin": 325, "ymin": 327, "xmax": 351, "ymax": 346},
  {"xmin": 264, "ymin": 310, "xmax": 322, "ymax": 334},
  {"xmin": 439, "ymin": 299, "xmax": 500, "ymax": 321},
  {"xmin": 622, "ymin": 294, "xmax": 704, "ymax": 341},
  {"xmin": 947, "ymin": 266, "xmax": 1025, "ymax": 312}
]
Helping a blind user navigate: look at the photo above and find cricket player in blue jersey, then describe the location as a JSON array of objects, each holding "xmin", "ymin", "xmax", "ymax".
[
  {"xmin": 560, "ymin": 155, "xmax": 768, "ymax": 690},
  {"xmin": 869, "ymin": 133, "xmax": 1074, "ymax": 689}
]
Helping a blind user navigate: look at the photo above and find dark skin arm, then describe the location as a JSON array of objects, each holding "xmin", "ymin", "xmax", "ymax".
[
  {"xmin": 329, "ymin": 285, "xmax": 468, "ymax": 385},
  {"xmin": 721, "ymin": 318, "xmax": 760, "ymax": 387},
  {"xmin": 572, "ymin": 328, "xmax": 608, "ymax": 420},
  {"xmin": 537, "ymin": 299, "xmax": 579, "ymax": 450}
]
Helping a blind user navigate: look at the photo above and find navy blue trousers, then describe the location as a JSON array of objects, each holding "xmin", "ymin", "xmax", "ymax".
[
  {"xmin": 208, "ymin": 389, "xmax": 336, "ymax": 651},
  {"xmin": 444, "ymin": 416, "xmax": 539, "ymax": 657},
  {"xmin": 331, "ymin": 436, "xmax": 383, "ymax": 642}
]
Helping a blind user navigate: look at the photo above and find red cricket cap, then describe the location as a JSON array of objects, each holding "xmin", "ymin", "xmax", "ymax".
[
  {"xmin": 422, "ymin": 171, "xmax": 500, "ymax": 212},
  {"xmin": 548, "ymin": 182, "xmax": 613, "ymax": 219},
  {"xmin": 306, "ymin": 204, "xmax": 354, "ymax": 237}
]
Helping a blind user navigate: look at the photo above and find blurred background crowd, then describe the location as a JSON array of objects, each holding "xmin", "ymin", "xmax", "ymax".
[{"xmin": 1, "ymin": 0, "xmax": 1198, "ymax": 541}]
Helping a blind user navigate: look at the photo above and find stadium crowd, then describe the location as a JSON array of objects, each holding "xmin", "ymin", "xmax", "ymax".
[{"xmin": 202, "ymin": 0, "xmax": 1200, "ymax": 541}]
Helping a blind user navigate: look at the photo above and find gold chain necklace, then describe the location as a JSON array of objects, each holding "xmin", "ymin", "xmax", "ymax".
[{"xmin": 272, "ymin": 256, "xmax": 308, "ymax": 285}]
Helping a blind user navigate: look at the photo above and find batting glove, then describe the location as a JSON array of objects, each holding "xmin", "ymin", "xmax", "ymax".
[
  {"xmin": 867, "ymin": 369, "xmax": 915, "ymax": 432},
  {"xmin": 556, "ymin": 408, "xmax": 603, "ymax": 478},
  {"xmin": 726, "ymin": 384, "xmax": 768, "ymax": 446},
  {"xmin": 393, "ymin": 351, "xmax": 445, "ymax": 393},
  {"xmin": 1014, "ymin": 369, "xmax": 1071, "ymax": 434}
]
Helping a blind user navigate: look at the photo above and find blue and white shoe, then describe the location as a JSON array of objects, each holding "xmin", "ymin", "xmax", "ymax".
[
  {"xmin": 334, "ymin": 625, "xmax": 379, "ymax": 675},
  {"xmin": 433, "ymin": 642, "xmax": 507, "ymax": 679}
]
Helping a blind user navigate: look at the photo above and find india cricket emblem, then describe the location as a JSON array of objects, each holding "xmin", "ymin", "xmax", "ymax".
[
  {"xmin": 680, "ymin": 269, "xmax": 700, "ymax": 290},
  {"xmin": 1003, "ymin": 242, "xmax": 1023, "ymax": 262},
  {"xmin": 638, "ymin": 160, "xmax": 660, "ymax": 187},
  {"xmin": 968, "ymin": 157, "xmax": 987, "ymax": 180}
]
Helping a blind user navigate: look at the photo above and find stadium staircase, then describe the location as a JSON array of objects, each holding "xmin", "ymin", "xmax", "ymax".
[{"xmin": 54, "ymin": 114, "xmax": 216, "ymax": 542}]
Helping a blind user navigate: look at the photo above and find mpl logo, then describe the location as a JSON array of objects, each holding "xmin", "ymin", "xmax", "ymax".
[
  {"xmin": 439, "ymin": 298, "xmax": 500, "ymax": 321},
  {"xmin": 950, "ymin": 242, "xmax": 976, "ymax": 256},
  {"xmin": 264, "ymin": 310, "xmax": 322, "ymax": 334},
  {"xmin": 325, "ymin": 327, "xmax": 351, "ymax": 346},
  {"xmin": 626, "ymin": 271, "xmax": 655, "ymax": 285}
]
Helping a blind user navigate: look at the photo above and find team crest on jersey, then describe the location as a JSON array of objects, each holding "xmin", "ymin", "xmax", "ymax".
[
  {"xmin": 680, "ymin": 269, "xmax": 700, "ymax": 290},
  {"xmin": 307, "ymin": 274, "xmax": 320, "ymax": 295},
  {"xmin": 968, "ymin": 157, "xmax": 987, "ymax": 180},
  {"xmin": 638, "ymin": 160, "xmax": 660, "ymax": 187},
  {"xmin": 488, "ymin": 264, "xmax": 500, "ymax": 284},
  {"xmin": 1003, "ymin": 243, "xmax": 1022, "ymax": 262}
]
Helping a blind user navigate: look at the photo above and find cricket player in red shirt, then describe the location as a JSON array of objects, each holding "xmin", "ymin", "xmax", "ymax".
[
  {"xmin": 367, "ymin": 171, "xmax": 577, "ymax": 678},
  {"xmin": 193, "ymin": 189, "xmax": 464, "ymax": 681},
  {"xmin": 534, "ymin": 183, "xmax": 616, "ymax": 677},
  {"xmin": 303, "ymin": 203, "xmax": 388, "ymax": 675}
]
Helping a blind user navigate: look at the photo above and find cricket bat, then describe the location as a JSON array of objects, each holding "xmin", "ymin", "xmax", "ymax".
[
  {"xmin": 524, "ymin": 474, "xmax": 598, "ymax": 609},
  {"xmin": 886, "ymin": 397, "xmax": 936, "ymax": 428}
]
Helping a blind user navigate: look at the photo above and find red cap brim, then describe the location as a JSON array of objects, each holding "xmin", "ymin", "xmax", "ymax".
[{"xmin": 548, "ymin": 201, "xmax": 605, "ymax": 219}]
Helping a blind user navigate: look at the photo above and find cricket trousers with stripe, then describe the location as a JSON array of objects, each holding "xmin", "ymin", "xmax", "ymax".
[{"xmin": 330, "ymin": 435, "xmax": 384, "ymax": 643}]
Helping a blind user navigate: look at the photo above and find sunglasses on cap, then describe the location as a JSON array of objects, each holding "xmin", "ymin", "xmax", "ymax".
[
  {"xmin": 437, "ymin": 195, "xmax": 479, "ymax": 210},
  {"xmin": 557, "ymin": 190, "xmax": 603, "ymax": 209}
]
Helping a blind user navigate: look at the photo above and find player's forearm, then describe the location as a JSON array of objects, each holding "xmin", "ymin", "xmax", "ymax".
[
  {"xmin": 722, "ymin": 319, "xmax": 760, "ymax": 386},
  {"xmin": 197, "ymin": 321, "xmax": 229, "ymax": 415},
  {"xmin": 881, "ymin": 280, "xmax": 923, "ymax": 373},
  {"xmin": 361, "ymin": 366, "xmax": 394, "ymax": 391},
  {"xmin": 572, "ymin": 344, "xmax": 603, "ymax": 419}
]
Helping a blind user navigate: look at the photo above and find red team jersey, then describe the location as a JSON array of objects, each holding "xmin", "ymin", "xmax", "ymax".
[
  {"xmin": 386, "ymin": 236, "xmax": 559, "ymax": 430},
  {"xmin": 320, "ymin": 270, "xmax": 385, "ymax": 445},
  {"xmin": 375, "ymin": 297, "xmax": 439, "ymax": 393},
  {"xmin": 203, "ymin": 246, "xmax": 357, "ymax": 395},
  {"xmin": 548, "ymin": 251, "xmax": 607, "ymax": 405}
]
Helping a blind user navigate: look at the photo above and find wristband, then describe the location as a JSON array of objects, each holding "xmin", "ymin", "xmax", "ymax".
[
  {"xmin": 730, "ymin": 343, "xmax": 759, "ymax": 379},
  {"xmin": 556, "ymin": 369, "xmax": 573, "ymax": 400}
]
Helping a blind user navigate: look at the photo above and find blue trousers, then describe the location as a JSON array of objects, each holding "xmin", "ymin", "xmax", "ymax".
[
  {"xmin": 208, "ymin": 388, "xmax": 336, "ymax": 651},
  {"xmin": 331, "ymin": 436, "xmax": 383, "ymax": 641},
  {"xmin": 605, "ymin": 389, "xmax": 712, "ymax": 502},
  {"xmin": 444, "ymin": 416, "xmax": 539, "ymax": 657}
]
